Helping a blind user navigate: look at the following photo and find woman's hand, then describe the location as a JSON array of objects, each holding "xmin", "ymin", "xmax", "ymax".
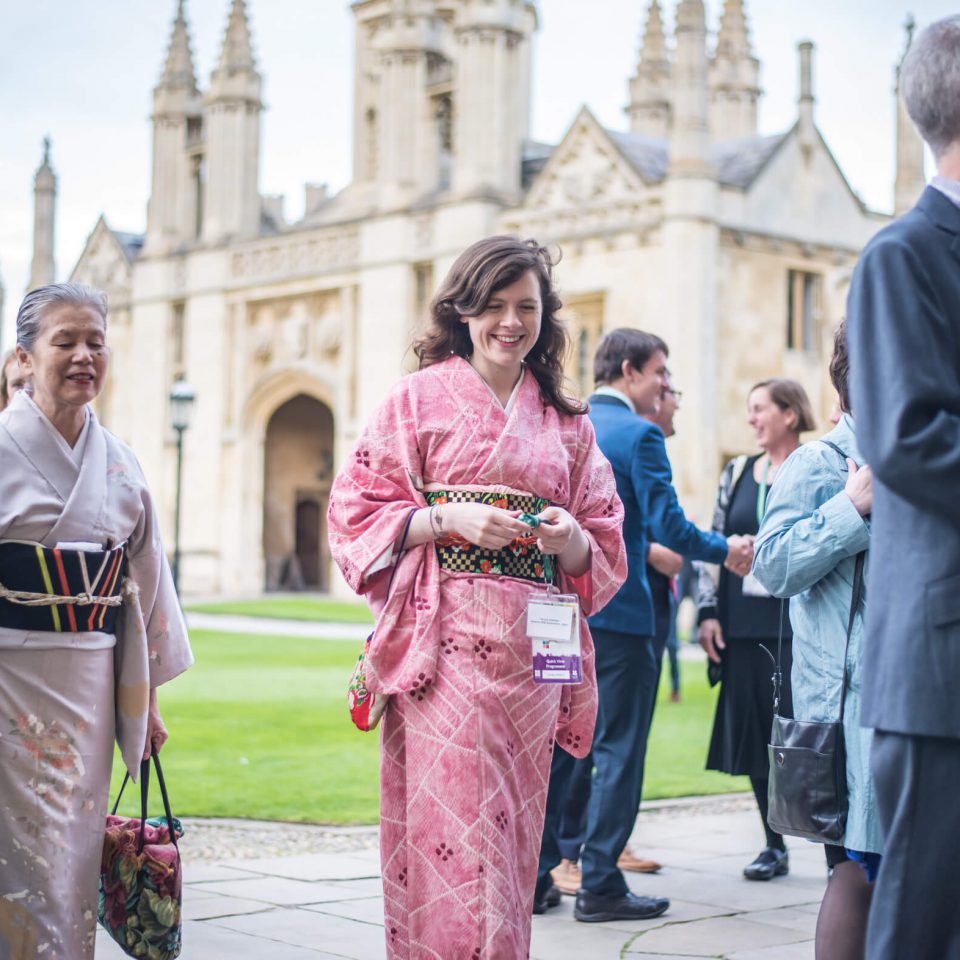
[
  {"xmin": 536, "ymin": 507, "xmax": 591, "ymax": 577},
  {"xmin": 698, "ymin": 618, "xmax": 725, "ymax": 664},
  {"xmin": 143, "ymin": 688, "xmax": 169, "ymax": 760},
  {"xmin": 444, "ymin": 502, "xmax": 532, "ymax": 549},
  {"xmin": 844, "ymin": 459, "xmax": 872, "ymax": 517}
]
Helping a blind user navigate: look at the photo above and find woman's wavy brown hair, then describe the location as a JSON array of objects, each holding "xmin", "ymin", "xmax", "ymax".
[{"xmin": 414, "ymin": 235, "xmax": 584, "ymax": 416}]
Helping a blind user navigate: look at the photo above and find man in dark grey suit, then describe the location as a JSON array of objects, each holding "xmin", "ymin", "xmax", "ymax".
[{"xmin": 847, "ymin": 16, "xmax": 960, "ymax": 959}]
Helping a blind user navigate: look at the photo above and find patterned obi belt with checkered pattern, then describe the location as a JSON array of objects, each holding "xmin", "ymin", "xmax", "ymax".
[
  {"xmin": 0, "ymin": 541, "xmax": 128, "ymax": 634},
  {"xmin": 424, "ymin": 490, "xmax": 554, "ymax": 584}
]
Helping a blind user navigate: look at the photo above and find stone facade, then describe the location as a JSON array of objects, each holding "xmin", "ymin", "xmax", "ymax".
[{"xmin": 59, "ymin": 0, "xmax": 924, "ymax": 596}]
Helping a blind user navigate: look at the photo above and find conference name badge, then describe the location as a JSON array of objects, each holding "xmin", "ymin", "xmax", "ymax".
[{"xmin": 526, "ymin": 593, "xmax": 582, "ymax": 684}]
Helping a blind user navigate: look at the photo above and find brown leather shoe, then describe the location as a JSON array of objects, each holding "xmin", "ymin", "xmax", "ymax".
[
  {"xmin": 617, "ymin": 846, "xmax": 662, "ymax": 873},
  {"xmin": 550, "ymin": 858, "xmax": 582, "ymax": 895}
]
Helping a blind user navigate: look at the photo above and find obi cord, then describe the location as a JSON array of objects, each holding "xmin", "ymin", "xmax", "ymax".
[{"xmin": 0, "ymin": 541, "xmax": 128, "ymax": 633}]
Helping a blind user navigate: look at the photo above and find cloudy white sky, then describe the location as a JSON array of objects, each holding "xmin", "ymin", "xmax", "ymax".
[{"xmin": 1, "ymin": 0, "xmax": 955, "ymax": 344}]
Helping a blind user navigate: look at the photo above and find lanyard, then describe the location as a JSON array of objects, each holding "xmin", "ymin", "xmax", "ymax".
[{"xmin": 756, "ymin": 456, "xmax": 771, "ymax": 528}]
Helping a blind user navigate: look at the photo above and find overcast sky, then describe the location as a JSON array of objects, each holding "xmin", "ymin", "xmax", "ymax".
[{"xmin": 1, "ymin": 0, "xmax": 954, "ymax": 345}]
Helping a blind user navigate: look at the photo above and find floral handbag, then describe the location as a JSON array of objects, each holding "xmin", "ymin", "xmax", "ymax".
[
  {"xmin": 348, "ymin": 509, "xmax": 417, "ymax": 732},
  {"xmin": 99, "ymin": 749, "xmax": 184, "ymax": 960}
]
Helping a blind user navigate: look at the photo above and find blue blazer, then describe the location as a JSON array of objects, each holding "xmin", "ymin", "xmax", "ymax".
[
  {"xmin": 587, "ymin": 394, "xmax": 727, "ymax": 636},
  {"xmin": 848, "ymin": 185, "xmax": 960, "ymax": 739}
]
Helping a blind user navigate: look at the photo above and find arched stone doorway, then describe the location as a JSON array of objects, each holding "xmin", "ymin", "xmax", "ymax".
[{"xmin": 262, "ymin": 394, "xmax": 334, "ymax": 591}]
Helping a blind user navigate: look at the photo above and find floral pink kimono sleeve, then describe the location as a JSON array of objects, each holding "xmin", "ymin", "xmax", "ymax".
[{"xmin": 328, "ymin": 381, "xmax": 442, "ymax": 696}]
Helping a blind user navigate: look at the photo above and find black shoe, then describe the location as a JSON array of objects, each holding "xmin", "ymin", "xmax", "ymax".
[
  {"xmin": 573, "ymin": 888, "xmax": 670, "ymax": 923},
  {"xmin": 743, "ymin": 846, "xmax": 789, "ymax": 881},
  {"xmin": 532, "ymin": 883, "xmax": 562, "ymax": 915}
]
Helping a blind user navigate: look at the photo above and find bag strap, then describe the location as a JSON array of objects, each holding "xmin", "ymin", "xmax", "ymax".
[
  {"xmin": 110, "ymin": 747, "xmax": 180, "ymax": 852},
  {"xmin": 382, "ymin": 508, "xmax": 418, "ymax": 597},
  {"xmin": 837, "ymin": 552, "xmax": 865, "ymax": 724}
]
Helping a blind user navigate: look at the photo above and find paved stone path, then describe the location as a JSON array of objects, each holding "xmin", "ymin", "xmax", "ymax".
[{"xmin": 95, "ymin": 795, "xmax": 824, "ymax": 959}]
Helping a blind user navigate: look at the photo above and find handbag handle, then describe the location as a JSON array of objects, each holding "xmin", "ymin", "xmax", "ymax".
[
  {"xmin": 772, "ymin": 439, "xmax": 867, "ymax": 720},
  {"xmin": 111, "ymin": 746, "xmax": 179, "ymax": 853},
  {"xmin": 381, "ymin": 508, "xmax": 418, "ymax": 598}
]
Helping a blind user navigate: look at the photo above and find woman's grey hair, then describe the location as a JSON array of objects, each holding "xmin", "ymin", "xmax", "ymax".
[
  {"xmin": 16, "ymin": 282, "xmax": 108, "ymax": 352},
  {"xmin": 901, "ymin": 16, "xmax": 960, "ymax": 158}
]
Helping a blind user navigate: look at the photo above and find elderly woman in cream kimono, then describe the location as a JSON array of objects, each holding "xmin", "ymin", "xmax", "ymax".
[{"xmin": 0, "ymin": 283, "xmax": 193, "ymax": 960}]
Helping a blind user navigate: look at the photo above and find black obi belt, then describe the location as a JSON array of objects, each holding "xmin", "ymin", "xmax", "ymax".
[
  {"xmin": 424, "ymin": 490, "xmax": 554, "ymax": 584},
  {"xmin": 0, "ymin": 541, "xmax": 128, "ymax": 634}
]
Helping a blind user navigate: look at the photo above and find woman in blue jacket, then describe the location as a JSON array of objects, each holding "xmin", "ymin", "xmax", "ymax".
[{"xmin": 753, "ymin": 323, "xmax": 880, "ymax": 960}]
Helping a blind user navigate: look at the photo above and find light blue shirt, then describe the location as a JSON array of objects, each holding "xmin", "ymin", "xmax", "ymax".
[{"xmin": 752, "ymin": 415, "xmax": 881, "ymax": 854}]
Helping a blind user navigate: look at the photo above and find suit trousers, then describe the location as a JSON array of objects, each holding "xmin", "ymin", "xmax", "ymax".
[
  {"xmin": 866, "ymin": 731, "xmax": 960, "ymax": 960},
  {"xmin": 579, "ymin": 627, "xmax": 661, "ymax": 896}
]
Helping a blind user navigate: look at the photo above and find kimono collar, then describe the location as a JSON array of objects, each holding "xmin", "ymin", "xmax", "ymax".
[{"xmin": 1, "ymin": 391, "xmax": 108, "ymax": 544}]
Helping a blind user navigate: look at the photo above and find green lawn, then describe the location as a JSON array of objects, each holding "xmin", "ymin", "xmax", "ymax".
[
  {"xmin": 111, "ymin": 632, "xmax": 745, "ymax": 824},
  {"xmin": 185, "ymin": 595, "xmax": 373, "ymax": 624}
]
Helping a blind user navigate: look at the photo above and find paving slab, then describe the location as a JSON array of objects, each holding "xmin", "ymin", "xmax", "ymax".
[
  {"xmin": 211, "ymin": 909, "xmax": 388, "ymax": 960},
  {"xmin": 627, "ymin": 915, "xmax": 812, "ymax": 956},
  {"xmin": 220, "ymin": 852, "xmax": 381, "ymax": 881}
]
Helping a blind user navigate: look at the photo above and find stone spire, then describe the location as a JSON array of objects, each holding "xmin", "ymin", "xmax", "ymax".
[
  {"xmin": 709, "ymin": 0, "xmax": 760, "ymax": 141},
  {"xmin": 29, "ymin": 137, "xmax": 57, "ymax": 291},
  {"xmin": 796, "ymin": 40, "xmax": 816, "ymax": 157},
  {"xmin": 204, "ymin": 0, "xmax": 263, "ymax": 241},
  {"xmin": 158, "ymin": 0, "xmax": 198, "ymax": 94},
  {"xmin": 894, "ymin": 14, "xmax": 926, "ymax": 215},
  {"xmin": 212, "ymin": 0, "xmax": 258, "ymax": 82},
  {"xmin": 669, "ymin": 0, "xmax": 713, "ymax": 177},
  {"xmin": 146, "ymin": 0, "xmax": 202, "ymax": 253},
  {"xmin": 627, "ymin": 0, "xmax": 672, "ymax": 139}
]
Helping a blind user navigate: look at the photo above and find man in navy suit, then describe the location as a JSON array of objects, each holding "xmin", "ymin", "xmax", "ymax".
[
  {"xmin": 847, "ymin": 17, "xmax": 960, "ymax": 959},
  {"xmin": 535, "ymin": 329, "xmax": 753, "ymax": 922}
]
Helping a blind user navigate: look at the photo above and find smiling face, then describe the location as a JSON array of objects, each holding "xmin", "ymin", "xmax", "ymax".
[
  {"xmin": 747, "ymin": 386, "xmax": 795, "ymax": 451},
  {"xmin": 624, "ymin": 349, "xmax": 667, "ymax": 417},
  {"xmin": 462, "ymin": 269, "xmax": 542, "ymax": 382},
  {"xmin": 17, "ymin": 303, "xmax": 108, "ymax": 412}
]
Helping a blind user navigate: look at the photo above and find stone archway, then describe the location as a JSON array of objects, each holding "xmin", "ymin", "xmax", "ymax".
[{"xmin": 262, "ymin": 394, "xmax": 335, "ymax": 591}]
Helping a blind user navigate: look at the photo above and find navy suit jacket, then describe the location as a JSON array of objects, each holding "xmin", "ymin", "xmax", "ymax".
[
  {"xmin": 848, "ymin": 185, "xmax": 960, "ymax": 739},
  {"xmin": 587, "ymin": 394, "xmax": 727, "ymax": 637}
]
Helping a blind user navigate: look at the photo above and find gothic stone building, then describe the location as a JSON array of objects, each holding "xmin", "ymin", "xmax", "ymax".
[{"xmin": 61, "ymin": 0, "xmax": 925, "ymax": 596}]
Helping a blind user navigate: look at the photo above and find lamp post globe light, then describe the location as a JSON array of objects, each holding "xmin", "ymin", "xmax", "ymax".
[{"xmin": 169, "ymin": 376, "xmax": 195, "ymax": 595}]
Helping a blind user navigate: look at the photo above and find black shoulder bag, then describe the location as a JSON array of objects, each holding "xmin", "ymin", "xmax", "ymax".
[{"xmin": 766, "ymin": 439, "xmax": 866, "ymax": 843}]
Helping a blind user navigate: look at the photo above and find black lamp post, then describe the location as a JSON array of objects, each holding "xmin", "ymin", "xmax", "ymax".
[{"xmin": 169, "ymin": 376, "xmax": 195, "ymax": 595}]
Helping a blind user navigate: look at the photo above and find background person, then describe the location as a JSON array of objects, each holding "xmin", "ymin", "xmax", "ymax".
[
  {"xmin": 847, "ymin": 16, "xmax": 960, "ymax": 958},
  {"xmin": 696, "ymin": 378, "xmax": 815, "ymax": 881},
  {"xmin": 549, "ymin": 375, "xmax": 685, "ymax": 897},
  {"xmin": 0, "ymin": 348, "xmax": 28, "ymax": 409},
  {"xmin": 754, "ymin": 324, "xmax": 879, "ymax": 960},
  {"xmin": 327, "ymin": 236, "xmax": 627, "ymax": 959},
  {"xmin": 0, "ymin": 283, "xmax": 193, "ymax": 960},
  {"xmin": 538, "ymin": 329, "xmax": 752, "ymax": 924}
]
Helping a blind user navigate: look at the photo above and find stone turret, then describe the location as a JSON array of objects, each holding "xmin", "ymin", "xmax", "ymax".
[
  {"xmin": 662, "ymin": 0, "xmax": 720, "ymax": 511},
  {"xmin": 626, "ymin": 0, "xmax": 672, "ymax": 139},
  {"xmin": 709, "ymin": 0, "xmax": 760, "ymax": 141},
  {"xmin": 452, "ymin": 0, "xmax": 538, "ymax": 199},
  {"xmin": 669, "ymin": 0, "xmax": 713, "ymax": 177},
  {"xmin": 145, "ymin": 0, "xmax": 201, "ymax": 253},
  {"xmin": 203, "ymin": 0, "xmax": 262, "ymax": 241},
  {"xmin": 796, "ymin": 41, "xmax": 816, "ymax": 158},
  {"xmin": 29, "ymin": 137, "xmax": 57, "ymax": 290},
  {"xmin": 894, "ymin": 15, "xmax": 926, "ymax": 215}
]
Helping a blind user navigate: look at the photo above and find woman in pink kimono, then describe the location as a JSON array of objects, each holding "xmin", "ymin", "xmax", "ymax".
[
  {"xmin": 0, "ymin": 283, "xmax": 193, "ymax": 960},
  {"xmin": 328, "ymin": 236, "xmax": 627, "ymax": 959}
]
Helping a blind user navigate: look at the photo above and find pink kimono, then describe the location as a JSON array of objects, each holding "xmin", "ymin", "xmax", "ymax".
[{"xmin": 328, "ymin": 357, "xmax": 626, "ymax": 959}]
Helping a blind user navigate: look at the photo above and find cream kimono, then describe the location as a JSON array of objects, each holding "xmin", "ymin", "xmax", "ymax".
[{"xmin": 0, "ymin": 391, "xmax": 193, "ymax": 960}]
